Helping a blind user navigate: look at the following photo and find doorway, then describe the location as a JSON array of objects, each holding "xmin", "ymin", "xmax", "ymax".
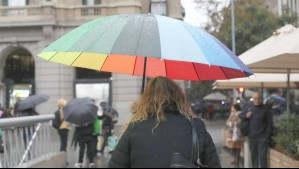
[{"xmin": 2, "ymin": 47, "xmax": 35, "ymax": 108}]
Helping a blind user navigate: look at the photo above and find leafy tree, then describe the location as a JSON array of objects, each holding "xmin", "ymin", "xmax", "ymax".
[
  {"xmin": 215, "ymin": 0, "xmax": 297, "ymax": 55},
  {"xmin": 193, "ymin": 0, "xmax": 227, "ymax": 32},
  {"xmin": 186, "ymin": 81, "xmax": 214, "ymax": 103},
  {"xmin": 186, "ymin": 0, "xmax": 297, "ymax": 103}
]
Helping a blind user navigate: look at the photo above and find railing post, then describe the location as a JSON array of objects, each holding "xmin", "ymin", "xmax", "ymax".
[{"xmin": 244, "ymin": 139, "xmax": 252, "ymax": 168}]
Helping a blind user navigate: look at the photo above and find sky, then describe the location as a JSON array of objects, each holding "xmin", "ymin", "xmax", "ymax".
[
  {"xmin": 181, "ymin": 0, "xmax": 230, "ymax": 28},
  {"xmin": 181, "ymin": 0, "xmax": 205, "ymax": 28}
]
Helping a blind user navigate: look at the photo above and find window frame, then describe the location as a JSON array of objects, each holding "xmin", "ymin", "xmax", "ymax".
[{"xmin": 151, "ymin": 0, "xmax": 168, "ymax": 16}]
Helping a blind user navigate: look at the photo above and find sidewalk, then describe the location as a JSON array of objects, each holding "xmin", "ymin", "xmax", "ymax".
[
  {"xmin": 53, "ymin": 119, "xmax": 240, "ymax": 168},
  {"xmin": 205, "ymin": 119, "xmax": 244, "ymax": 168}
]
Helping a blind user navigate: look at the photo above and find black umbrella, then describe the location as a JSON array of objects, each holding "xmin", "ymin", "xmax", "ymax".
[
  {"xmin": 63, "ymin": 98, "xmax": 98, "ymax": 127},
  {"xmin": 17, "ymin": 95, "xmax": 49, "ymax": 111}
]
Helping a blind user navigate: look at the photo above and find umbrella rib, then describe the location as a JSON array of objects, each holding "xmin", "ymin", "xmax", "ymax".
[
  {"xmin": 220, "ymin": 66, "xmax": 229, "ymax": 80},
  {"xmin": 70, "ymin": 52, "xmax": 83, "ymax": 67},
  {"xmin": 99, "ymin": 54, "xmax": 110, "ymax": 71},
  {"xmin": 164, "ymin": 59, "xmax": 167, "ymax": 77},
  {"xmin": 192, "ymin": 62, "xmax": 200, "ymax": 80},
  {"xmin": 132, "ymin": 56, "xmax": 138, "ymax": 76},
  {"xmin": 47, "ymin": 52, "xmax": 59, "ymax": 61}
]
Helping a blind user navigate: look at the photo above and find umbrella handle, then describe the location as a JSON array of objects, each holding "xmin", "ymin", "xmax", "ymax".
[{"xmin": 141, "ymin": 57, "xmax": 147, "ymax": 94}]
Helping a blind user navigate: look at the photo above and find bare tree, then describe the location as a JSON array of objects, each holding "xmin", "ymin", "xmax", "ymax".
[{"xmin": 194, "ymin": 0, "xmax": 228, "ymax": 32}]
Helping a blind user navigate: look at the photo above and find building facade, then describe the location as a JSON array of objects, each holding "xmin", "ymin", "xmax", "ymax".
[
  {"xmin": 264, "ymin": 0, "xmax": 299, "ymax": 21},
  {"xmin": 0, "ymin": 0, "xmax": 183, "ymax": 124}
]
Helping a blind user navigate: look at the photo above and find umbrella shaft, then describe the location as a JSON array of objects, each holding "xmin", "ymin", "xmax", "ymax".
[{"xmin": 141, "ymin": 57, "xmax": 148, "ymax": 94}]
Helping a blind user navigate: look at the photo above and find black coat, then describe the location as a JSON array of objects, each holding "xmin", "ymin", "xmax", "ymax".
[
  {"xmin": 240, "ymin": 104, "xmax": 273, "ymax": 139},
  {"xmin": 99, "ymin": 115, "xmax": 114, "ymax": 136},
  {"xmin": 108, "ymin": 112, "xmax": 221, "ymax": 168}
]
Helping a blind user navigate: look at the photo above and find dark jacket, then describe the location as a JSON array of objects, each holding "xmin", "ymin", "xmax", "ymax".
[
  {"xmin": 99, "ymin": 115, "xmax": 114, "ymax": 136},
  {"xmin": 71, "ymin": 123, "xmax": 95, "ymax": 149},
  {"xmin": 108, "ymin": 112, "xmax": 221, "ymax": 168},
  {"xmin": 240, "ymin": 104, "xmax": 273, "ymax": 139}
]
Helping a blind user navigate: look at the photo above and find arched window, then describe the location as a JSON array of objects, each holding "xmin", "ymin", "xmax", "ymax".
[
  {"xmin": 4, "ymin": 48, "xmax": 34, "ymax": 84},
  {"xmin": 3, "ymin": 47, "xmax": 35, "ymax": 107}
]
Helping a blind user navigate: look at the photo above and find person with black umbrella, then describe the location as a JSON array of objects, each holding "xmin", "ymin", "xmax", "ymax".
[
  {"xmin": 73, "ymin": 122, "xmax": 97, "ymax": 168},
  {"xmin": 65, "ymin": 98, "xmax": 98, "ymax": 168}
]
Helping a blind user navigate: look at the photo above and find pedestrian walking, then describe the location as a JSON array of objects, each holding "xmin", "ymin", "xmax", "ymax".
[
  {"xmin": 240, "ymin": 92, "xmax": 273, "ymax": 168},
  {"xmin": 100, "ymin": 102, "xmax": 119, "ymax": 124},
  {"xmin": 108, "ymin": 76, "xmax": 221, "ymax": 168},
  {"xmin": 98, "ymin": 110, "xmax": 114, "ymax": 155},
  {"xmin": 73, "ymin": 122, "xmax": 97, "ymax": 168},
  {"xmin": 226, "ymin": 104, "xmax": 243, "ymax": 167},
  {"xmin": 54, "ymin": 99, "xmax": 71, "ymax": 152}
]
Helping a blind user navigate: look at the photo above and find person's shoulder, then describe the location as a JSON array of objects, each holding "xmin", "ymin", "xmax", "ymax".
[{"xmin": 192, "ymin": 117, "xmax": 205, "ymax": 127}]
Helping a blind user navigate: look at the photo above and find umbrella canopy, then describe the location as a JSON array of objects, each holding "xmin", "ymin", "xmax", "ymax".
[
  {"xmin": 214, "ymin": 73, "xmax": 299, "ymax": 89},
  {"xmin": 17, "ymin": 95, "xmax": 49, "ymax": 111},
  {"xmin": 38, "ymin": 14, "xmax": 252, "ymax": 82},
  {"xmin": 240, "ymin": 24, "xmax": 299, "ymax": 73},
  {"xmin": 63, "ymin": 98, "xmax": 98, "ymax": 127},
  {"xmin": 269, "ymin": 94, "xmax": 287, "ymax": 104},
  {"xmin": 203, "ymin": 92, "xmax": 227, "ymax": 101}
]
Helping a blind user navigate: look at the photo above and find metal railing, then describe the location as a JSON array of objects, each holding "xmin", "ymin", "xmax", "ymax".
[{"xmin": 0, "ymin": 115, "xmax": 54, "ymax": 168}]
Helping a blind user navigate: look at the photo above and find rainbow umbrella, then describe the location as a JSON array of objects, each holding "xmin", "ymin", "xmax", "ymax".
[{"xmin": 38, "ymin": 14, "xmax": 253, "ymax": 91}]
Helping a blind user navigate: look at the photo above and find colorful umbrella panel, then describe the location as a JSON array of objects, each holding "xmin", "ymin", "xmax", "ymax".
[{"xmin": 38, "ymin": 14, "xmax": 253, "ymax": 81}]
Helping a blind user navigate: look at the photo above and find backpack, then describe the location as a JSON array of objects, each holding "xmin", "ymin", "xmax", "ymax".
[{"xmin": 52, "ymin": 110, "xmax": 62, "ymax": 130}]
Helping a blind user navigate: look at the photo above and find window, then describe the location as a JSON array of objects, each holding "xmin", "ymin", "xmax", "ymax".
[
  {"xmin": 3, "ymin": 0, "xmax": 28, "ymax": 6},
  {"xmin": 2, "ymin": 0, "xmax": 8, "ymax": 6},
  {"xmin": 151, "ymin": 0, "xmax": 167, "ymax": 16},
  {"xmin": 82, "ymin": 0, "xmax": 101, "ymax": 5}
]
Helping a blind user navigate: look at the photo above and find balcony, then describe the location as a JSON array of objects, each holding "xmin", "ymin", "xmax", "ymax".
[{"xmin": 0, "ymin": 3, "xmax": 142, "ymax": 27}]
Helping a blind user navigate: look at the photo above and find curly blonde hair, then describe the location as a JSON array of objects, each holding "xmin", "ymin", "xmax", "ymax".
[
  {"xmin": 124, "ymin": 76, "xmax": 196, "ymax": 131},
  {"xmin": 57, "ymin": 99, "xmax": 67, "ymax": 109}
]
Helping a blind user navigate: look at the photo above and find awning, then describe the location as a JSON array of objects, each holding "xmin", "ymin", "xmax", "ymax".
[
  {"xmin": 203, "ymin": 92, "xmax": 227, "ymax": 101},
  {"xmin": 214, "ymin": 73, "xmax": 299, "ymax": 89}
]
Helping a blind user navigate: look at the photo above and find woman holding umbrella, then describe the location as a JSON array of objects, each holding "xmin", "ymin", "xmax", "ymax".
[{"xmin": 108, "ymin": 76, "xmax": 220, "ymax": 168}]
